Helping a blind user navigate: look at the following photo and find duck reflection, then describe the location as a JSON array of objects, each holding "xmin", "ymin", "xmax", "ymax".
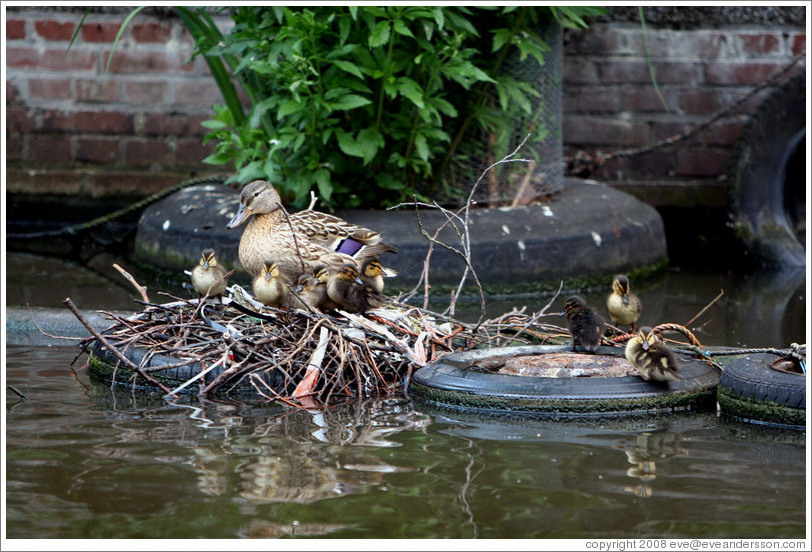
[
  {"xmin": 192, "ymin": 399, "xmax": 429, "ymax": 504},
  {"xmin": 619, "ymin": 431, "xmax": 687, "ymax": 497}
]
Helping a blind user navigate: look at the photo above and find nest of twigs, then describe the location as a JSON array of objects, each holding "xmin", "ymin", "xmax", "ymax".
[{"xmin": 75, "ymin": 291, "xmax": 579, "ymax": 406}]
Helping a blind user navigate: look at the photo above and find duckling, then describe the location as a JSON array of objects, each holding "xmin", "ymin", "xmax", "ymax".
[
  {"xmin": 625, "ymin": 326, "xmax": 682, "ymax": 383},
  {"xmin": 252, "ymin": 260, "xmax": 290, "ymax": 308},
  {"xmin": 286, "ymin": 267, "xmax": 332, "ymax": 311},
  {"xmin": 359, "ymin": 257, "xmax": 396, "ymax": 293},
  {"xmin": 226, "ymin": 180, "xmax": 396, "ymax": 279},
  {"xmin": 563, "ymin": 295, "xmax": 604, "ymax": 353},
  {"xmin": 606, "ymin": 274, "xmax": 642, "ymax": 332},
  {"xmin": 190, "ymin": 248, "xmax": 228, "ymax": 300}
]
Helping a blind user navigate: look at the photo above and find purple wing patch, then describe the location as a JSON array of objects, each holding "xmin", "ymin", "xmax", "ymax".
[{"xmin": 336, "ymin": 237, "xmax": 364, "ymax": 255}]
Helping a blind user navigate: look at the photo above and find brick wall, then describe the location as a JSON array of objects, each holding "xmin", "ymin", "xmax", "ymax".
[
  {"xmin": 4, "ymin": 7, "xmax": 807, "ymax": 206},
  {"xmin": 5, "ymin": 8, "xmax": 229, "ymax": 197},
  {"xmin": 563, "ymin": 23, "xmax": 805, "ymax": 207}
]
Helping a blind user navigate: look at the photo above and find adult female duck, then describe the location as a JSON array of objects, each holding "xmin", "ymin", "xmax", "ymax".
[{"xmin": 227, "ymin": 180, "xmax": 396, "ymax": 280}]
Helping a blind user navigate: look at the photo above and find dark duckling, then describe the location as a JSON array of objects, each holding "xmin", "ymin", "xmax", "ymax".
[
  {"xmin": 563, "ymin": 295, "xmax": 604, "ymax": 353},
  {"xmin": 625, "ymin": 326, "xmax": 682, "ymax": 383}
]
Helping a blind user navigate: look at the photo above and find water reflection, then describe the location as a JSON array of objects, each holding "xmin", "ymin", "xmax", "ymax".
[{"xmin": 618, "ymin": 431, "xmax": 688, "ymax": 497}]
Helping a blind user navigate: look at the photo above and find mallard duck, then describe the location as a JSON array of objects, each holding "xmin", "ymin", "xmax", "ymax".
[
  {"xmin": 606, "ymin": 274, "xmax": 642, "ymax": 332},
  {"xmin": 252, "ymin": 260, "xmax": 290, "ymax": 308},
  {"xmin": 190, "ymin": 248, "xmax": 228, "ymax": 299},
  {"xmin": 360, "ymin": 257, "xmax": 396, "ymax": 293},
  {"xmin": 226, "ymin": 180, "xmax": 396, "ymax": 279},
  {"xmin": 625, "ymin": 326, "xmax": 682, "ymax": 383},
  {"xmin": 563, "ymin": 295, "xmax": 604, "ymax": 353}
]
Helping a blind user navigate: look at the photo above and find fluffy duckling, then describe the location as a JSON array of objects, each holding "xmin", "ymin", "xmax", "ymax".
[
  {"xmin": 286, "ymin": 268, "xmax": 331, "ymax": 311},
  {"xmin": 252, "ymin": 260, "xmax": 290, "ymax": 308},
  {"xmin": 191, "ymin": 248, "xmax": 228, "ymax": 299},
  {"xmin": 563, "ymin": 295, "xmax": 605, "ymax": 353},
  {"xmin": 360, "ymin": 257, "xmax": 396, "ymax": 293},
  {"xmin": 323, "ymin": 263, "xmax": 384, "ymax": 314},
  {"xmin": 625, "ymin": 326, "xmax": 682, "ymax": 383},
  {"xmin": 606, "ymin": 274, "xmax": 642, "ymax": 332}
]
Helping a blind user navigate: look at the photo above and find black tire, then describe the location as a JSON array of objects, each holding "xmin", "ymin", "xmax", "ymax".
[
  {"xmin": 87, "ymin": 339, "xmax": 283, "ymax": 397},
  {"xmin": 728, "ymin": 71, "xmax": 806, "ymax": 267},
  {"xmin": 410, "ymin": 345, "xmax": 720, "ymax": 417},
  {"xmin": 718, "ymin": 353, "xmax": 806, "ymax": 429}
]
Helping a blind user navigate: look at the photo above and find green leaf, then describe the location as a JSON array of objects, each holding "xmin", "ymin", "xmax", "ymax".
[
  {"xmin": 313, "ymin": 168, "xmax": 333, "ymax": 201},
  {"xmin": 413, "ymin": 133, "xmax": 429, "ymax": 161},
  {"xmin": 200, "ymin": 119, "xmax": 230, "ymax": 130},
  {"xmin": 396, "ymin": 77, "xmax": 424, "ymax": 108},
  {"xmin": 392, "ymin": 19, "xmax": 414, "ymax": 38},
  {"xmin": 329, "ymin": 94, "xmax": 372, "ymax": 111},
  {"xmin": 203, "ymin": 151, "xmax": 235, "ymax": 165},
  {"xmin": 369, "ymin": 20, "xmax": 391, "ymax": 48},
  {"xmin": 277, "ymin": 98, "xmax": 306, "ymax": 119},
  {"xmin": 333, "ymin": 59, "xmax": 364, "ymax": 79},
  {"xmin": 357, "ymin": 128, "xmax": 384, "ymax": 165},
  {"xmin": 335, "ymin": 129, "xmax": 364, "ymax": 158}
]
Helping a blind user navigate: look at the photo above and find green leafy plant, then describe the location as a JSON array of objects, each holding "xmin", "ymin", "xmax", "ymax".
[{"xmin": 80, "ymin": 6, "xmax": 606, "ymax": 209}]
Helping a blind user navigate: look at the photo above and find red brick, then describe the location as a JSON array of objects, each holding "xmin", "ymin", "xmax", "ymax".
[
  {"xmin": 28, "ymin": 78, "xmax": 74, "ymax": 101},
  {"xmin": 706, "ymin": 62, "xmax": 785, "ymax": 85},
  {"xmin": 34, "ymin": 20, "xmax": 76, "ymax": 41},
  {"xmin": 598, "ymin": 60, "xmax": 650, "ymax": 84},
  {"xmin": 173, "ymin": 80, "xmax": 223, "ymax": 106},
  {"xmin": 6, "ymin": 47, "xmax": 97, "ymax": 71},
  {"xmin": 176, "ymin": 139, "xmax": 216, "ymax": 167},
  {"xmin": 131, "ymin": 21, "xmax": 172, "ymax": 43},
  {"xmin": 124, "ymin": 81, "xmax": 169, "ymax": 104},
  {"xmin": 738, "ymin": 33, "xmax": 781, "ymax": 56},
  {"xmin": 40, "ymin": 110, "xmax": 134, "ymax": 134},
  {"xmin": 76, "ymin": 137, "xmax": 121, "ymax": 164},
  {"xmin": 124, "ymin": 138, "xmax": 170, "ymax": 166},
  {"xmin": 562, "ymin": 57, "xmax": 599, "ymax": 84},
  {"xmin": 6, "ymin": 169, "xmax": 85, "ymax": 195},
  {"xmin": 106, "ymin": 49, "xmax": 195, "ymax": 74},
  {"xmin": 76, "ymin": 79, "xmax": 120, "ymax": 102},
  {"xmin": 700, "ymin": 122, "xmax": 743, "ymax": 147},
  {"xmin": 562, "ymin": 117, "xmax": 649, "ymax": 147},
  {"xmin": 6, "ymin": 19, "xmax": 26, "ymax": 40},
  {"xmin": 678, "ymin": 90, "xmax": 728, "ymax": 115},
  {"xmin": 617, "ymin": 87, "xmax": 674, "ymax": 113},
  {"xmin": 650, "ymin": 121, "xmax": 700, "ymax": 145},
  {"xmin": 6, "ymin": 136, "xmax": 23, "ymax": 161},
  {"xmin": 81, "ymin": 21, "xmax": 124, "ymax": 43},
  {"xmin": 563, "ymin": 88, "xmax": 620, "ymax": 113},
  {"xmin": 601, "ymin": 60, "xmax": 703, "ymax": 85},
  {"xmin": 676, "ymin": 148, "xmax": 729, "ymax": 177},
  {"xmin": 790, "ymin": 34, "xmax": 805, "ymax": 56},
  {"xmin": 137, "ymin": 112, "xmax": 210, "ymax": 137},
  {"xmin": 85, "ymin": 172, "xmax": 184, "ymax": 197},
  {"xmin": 5, "ymin": 106, "xmax": 34, "ymax": 133},
  {"xmin": 594, "ymin": 150, "xmax": 677, "ymax": 181},
  {"xmin": 27, "ymin": 135, "xmax": 73, "ymax": 165}
]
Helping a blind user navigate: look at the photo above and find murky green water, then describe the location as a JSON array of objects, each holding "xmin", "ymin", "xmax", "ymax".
[{"xmin": 4, "ymin": 253, "xmax": 809, "ymax": 539}]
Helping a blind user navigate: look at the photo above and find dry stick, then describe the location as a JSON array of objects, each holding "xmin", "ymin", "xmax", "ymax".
[
  {"xmin": 276, "ymin": 202, "xmax": 307, "ymax": 274},
  {"xmin": 63, "ymin": 297, "xmax": 174, "ymax": 395},
  {"xmin": 112, "ymin": 263, "xmax": 150, "ymax": 303},
  {"xmin": 684, "ymin": 289, "xmax": 724, "ymax": 329},
  {"xmin": 510, "ymin": 160, "xmax": 537, "ymax": 208}
]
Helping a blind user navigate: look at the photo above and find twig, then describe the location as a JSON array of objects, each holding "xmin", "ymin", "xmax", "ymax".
[
  {"xmin": 8, "ymin": 385, "xmax": 30, "ymax": 400},
  {"xmin": 113, "ymin": 263, "xmax": 149, "ymax": 303},
  {"xmin": 510, "ymin": 160, "xmax": 537, "ymax": 208},
  {"xmin": 684, "ymin": 289, "xmax": 724, "ymax": 328},
  {"xmin": 64, "ymin": 297, "xmax": 174, "ymax": 395}
]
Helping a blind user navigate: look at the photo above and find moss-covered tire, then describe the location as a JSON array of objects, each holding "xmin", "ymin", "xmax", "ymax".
[
  {"xmin": 718, "ymin": 353, "xmax": 806, "ymax": 429},
  {"xmin": 87, "ymin": 339, "xmax": 281, "ymax": 397},
  {"xmin": 410, "ymin": 345, "xmax": 719, "ymax": 417}
]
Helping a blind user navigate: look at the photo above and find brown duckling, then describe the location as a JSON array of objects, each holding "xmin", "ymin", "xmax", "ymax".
[
  {"xmin": 191, "ymin": 248, "xmax": 228, "ymax": 299},
  {"xmin": 359, "ymin": 257, "xmax": 396, "ymax": 294},
  {"xmin": 286, "ymin": 267, "xmax": 332, "ymax": 311},
  {"xmin": 625, "ymin": 326, "xmax": 682, "ymax": 383},
  {"xmin": 563, "ymin": 295, "xmax": 604, "ymax": 353},
  {"xmin": 252, "ymin": 260, "xmax": 290, "ymax": 308},
  {"xmin": 606, "ymin": 274, "xmax": 642, "ymax": 332},
  {"xmin": 321, "ymin": 263, "xmax": 384, "ymax": 314}
]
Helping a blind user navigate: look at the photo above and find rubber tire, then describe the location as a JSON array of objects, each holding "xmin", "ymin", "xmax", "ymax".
[
  {"xmin": 410, "ymin": 345, "xmax": 720, "ymax": 417},
  {"xmin": 87, "ymin": 339, "xmax": 282, "ymax": 397},
  {"xmin": 718, "ymin": 353, "xmax": 806, "ymax": 429},
  {"xmin": 728, "ymin": 71, "xmax": 806, "ymax": 267}
]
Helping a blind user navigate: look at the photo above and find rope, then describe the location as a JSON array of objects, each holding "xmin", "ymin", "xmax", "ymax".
[
  {"xmin": 675, "ymin": 343, "xmax": 807, "ymax": 373},
  {"xmin": 7, "ymin": 174, "xmax": 230, "ymax": 239}
]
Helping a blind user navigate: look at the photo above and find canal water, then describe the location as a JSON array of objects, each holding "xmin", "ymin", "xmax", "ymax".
[{"xmin": 4, "ymin": 252, "xmax": 809, "ymax": 539}]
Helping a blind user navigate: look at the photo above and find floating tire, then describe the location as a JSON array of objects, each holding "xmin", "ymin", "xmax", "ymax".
[
  {"xmin": 410, "ymin": 345, "xmax": 720, "ymax": 417},
  {"xmin": 728, "ymin": 71, "xmax": 806, "ymax": 267},
  {"xmin": 718, "ymin": 353, "xmax": 806, "ymax": 429},
  {"xmin": 87, "ymin": 339, "xmax": 283, "ymax": 398}
]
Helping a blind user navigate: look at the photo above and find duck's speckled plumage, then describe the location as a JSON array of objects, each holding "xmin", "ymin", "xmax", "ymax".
[{"xmin": 227, "ymin": 180, "xmax": 396, "ymax": 280}]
